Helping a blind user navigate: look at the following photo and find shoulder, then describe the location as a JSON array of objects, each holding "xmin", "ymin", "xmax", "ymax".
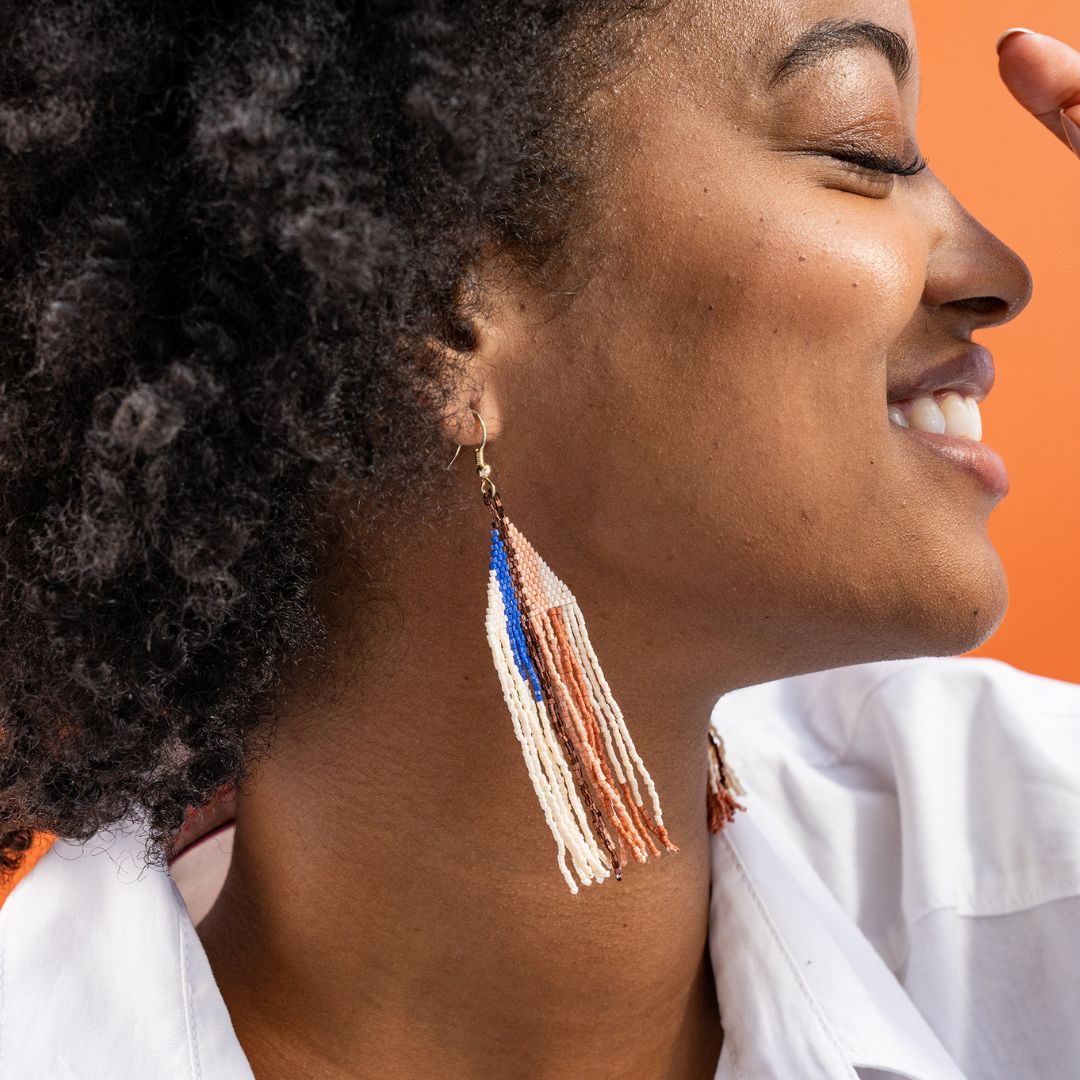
[
  {"xmin": 712, "ymin": 655, "xmax": 1080, "ymax": 772},
  {"xmin": 711, "ymin": 658, "xmax": 1080, "ymax": 1078},
  {"xmin": 0, "ymin": 831, "xmax": 58, "ymax": 911},
  {"xmin": 711, "ymin": 655, "xmax": 1080, "ymax": 934},
  {"xmin": 0, "ymin": 823, "xmax": 197, "ymax": 1078},
  {"xmin": 0, "ymin": 816, "xmax": 253, "ymax": 1078}
]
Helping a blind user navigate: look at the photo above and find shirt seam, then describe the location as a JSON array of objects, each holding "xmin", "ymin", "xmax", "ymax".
[
  {"xmin": 720, "ymin": 827, "xmax": 961, "ymax": 1080},
  {"xmin": 718, "ymin": 832, "xmax": 858, "ymax": 1078},
  {"xmin": 178, "ymin": 893, "xmax": 204, "ymax": 1080}
]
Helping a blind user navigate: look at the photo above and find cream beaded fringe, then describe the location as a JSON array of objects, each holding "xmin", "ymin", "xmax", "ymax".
[{"xmin": 485, "ymin": 518, "xmax": 677, "ymax": 894}]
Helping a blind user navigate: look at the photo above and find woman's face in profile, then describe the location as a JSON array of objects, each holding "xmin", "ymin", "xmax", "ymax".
[{"xmin": 485, "ymin": 0, "xmax": 1033, "ymax": 686}]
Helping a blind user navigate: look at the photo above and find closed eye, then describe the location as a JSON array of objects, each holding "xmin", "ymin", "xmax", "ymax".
[{"xmin": 826, "ymin": 149, "xmax": 928, "ymax": 175}]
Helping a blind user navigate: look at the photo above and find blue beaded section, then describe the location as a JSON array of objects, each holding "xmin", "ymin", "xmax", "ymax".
[{"xmin": 490, "ymin": 527, "xmax": 543, "ymax": 701}]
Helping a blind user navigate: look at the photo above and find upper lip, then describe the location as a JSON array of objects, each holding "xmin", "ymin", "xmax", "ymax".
[{"xmin": 887, "ymin": 345, "xmax": 996, "ymax": 404}]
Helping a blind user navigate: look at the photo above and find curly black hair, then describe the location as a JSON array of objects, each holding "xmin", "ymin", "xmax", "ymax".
[{"xmin": 0, "ymin": 0, "xmax": 669, "ymax": 875}]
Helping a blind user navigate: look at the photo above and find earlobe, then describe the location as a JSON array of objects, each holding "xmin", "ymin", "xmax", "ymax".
[{"xmin": 439, "ymin": 393, "xmax": 503, "ymax": 453}]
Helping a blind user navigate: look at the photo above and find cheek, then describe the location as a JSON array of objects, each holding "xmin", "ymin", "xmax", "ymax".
[
  {"xmin": 557, "ymin": 156, "xmax": 996, "ymax": 660},
  {"xmin": 742, "ymin": 204, "xmax": 925, "ymax": 366},
  {"xmin": 596, "ymin": 167, "xmax": 928, "ymax": 482},
  {"xmin": 704, "ymin": 200, "xmax": 925, "ymax": 466},
  {"xmin": 695, "ymin": 192, "xmax": 926, "ymax": 399}
]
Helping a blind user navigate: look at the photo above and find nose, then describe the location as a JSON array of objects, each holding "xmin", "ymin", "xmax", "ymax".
[{"xmin": 920, "ymin": 179, "xmax": 1033, "ymax": 333}]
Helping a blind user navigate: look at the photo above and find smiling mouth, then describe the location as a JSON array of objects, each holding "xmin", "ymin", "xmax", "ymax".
[
  {"xmin": 881, "ymin": 390, "xmax": 1006, "ymax": 498},
  {"xmin": 885, "ymin": 345, "xmax": 1008, "ymax": 498},
  {"xmin": 885, "ymin": 344, "xmax": 994, "ymax": 440}
]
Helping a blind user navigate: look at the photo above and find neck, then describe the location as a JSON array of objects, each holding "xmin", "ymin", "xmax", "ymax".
[{"xmin": 196, "ymin": 497, "xmax": 730, "ymax": 1079}]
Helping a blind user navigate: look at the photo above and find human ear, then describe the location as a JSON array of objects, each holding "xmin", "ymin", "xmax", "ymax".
[{"xmin": 431, "ymin": 243, "xmax": 530, "ymax": 451}]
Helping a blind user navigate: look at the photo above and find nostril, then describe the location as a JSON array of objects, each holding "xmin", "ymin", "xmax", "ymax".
[{"xmin": 948, "ymin": 295, "xmax": 1011, "ymax": 321}]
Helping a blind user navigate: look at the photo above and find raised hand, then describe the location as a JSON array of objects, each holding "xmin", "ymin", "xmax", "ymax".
[{"xmin": 997, "ymin": 28, "xmax": 1080, "ymax": 157}]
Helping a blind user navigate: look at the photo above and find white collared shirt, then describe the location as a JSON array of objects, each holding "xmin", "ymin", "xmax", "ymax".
[{"xmin": 2, "ymin": 656, "xmax": 1078, "ymax": 1078}]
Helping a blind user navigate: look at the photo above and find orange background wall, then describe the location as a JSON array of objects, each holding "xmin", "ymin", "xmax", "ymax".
[{"xmin": 910, "ymin": 2, "xmax": 1080, "ymax": 683}]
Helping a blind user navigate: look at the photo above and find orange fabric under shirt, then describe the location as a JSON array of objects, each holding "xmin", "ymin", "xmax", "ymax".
[{"xmin": 0, "ymin": 833, "xmax": 57, "ymax": 909}]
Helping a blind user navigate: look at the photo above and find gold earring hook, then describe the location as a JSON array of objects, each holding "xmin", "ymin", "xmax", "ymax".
[
  {"xmin": 445, "ymin": 407, "xmax": 487, "ymax": 469},
  {"xmin": 445, "ymin": 408, "xmax": 496, "ymax": 498}
]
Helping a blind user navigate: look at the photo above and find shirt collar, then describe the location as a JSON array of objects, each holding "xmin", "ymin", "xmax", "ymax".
[
  {"xmin": 0, "ymin": 819, "xmax": 255, "ymax": 1080},
  {"xmin": 710, "ymin": 789, "xmax": 968, "ymax": 1080},
  {"xmin": 2, "ymin": 798, "xmax": 967, "ymax": 1080}
]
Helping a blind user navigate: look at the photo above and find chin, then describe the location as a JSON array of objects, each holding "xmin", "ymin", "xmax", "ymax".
[
  {"xmin": 879, "ymin": 548, "xmax": 1009, "ymax": 662},
  {"xmin": 736, "ymin": 536, "xmax": 1010, "ymax": 687}
]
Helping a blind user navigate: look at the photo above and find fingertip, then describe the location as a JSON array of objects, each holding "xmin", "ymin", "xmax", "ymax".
[
  {"xmin": 997, "ymin": 30, "xmax": 1080, "ymax": 114},
  {"xmin": 996, "ymin": 27, "xmax": 1036, "ymax": 53}
]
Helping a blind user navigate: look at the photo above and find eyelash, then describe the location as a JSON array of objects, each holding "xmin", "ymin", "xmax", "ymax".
[{"xmin": 828, "ymin": 149, "xmax": 929, "ymax": 176}]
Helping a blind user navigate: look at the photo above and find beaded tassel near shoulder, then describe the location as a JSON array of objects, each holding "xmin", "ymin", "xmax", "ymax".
[
  {"xmin": 706, "ymin": 727, "xmax": 746, "ymax": 834},
  {"xmin": 484, "ymin": 487, "xmax": 679, "ymax": 893}
]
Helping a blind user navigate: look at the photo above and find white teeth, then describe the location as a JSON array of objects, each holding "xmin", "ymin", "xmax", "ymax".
[
  {"xmin": 940, "ymin": 392, "xmax": 982, "ymax": 439},
  {"xmin": 908, "ymin": 396, "xmax": 946, "ymax": 435},
  {"xmin": 968, "ymin": 400, "xmax": 982, "ymax": 441},
  {"xmin": 889, "ymin": 393, "xmax": 983, "ymax": 440}
]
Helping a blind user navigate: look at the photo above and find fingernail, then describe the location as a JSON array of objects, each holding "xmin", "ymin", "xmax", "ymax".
[
  {"xmin": 1062, "ymin": 108, "xmax": 1080, "ymax": 156},
  {"xmin": 996, "ymin": 27, "xmax": 1035, "ymax": 52}
]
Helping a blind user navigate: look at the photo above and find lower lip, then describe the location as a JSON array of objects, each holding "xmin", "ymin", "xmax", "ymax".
[{"xmin": 896, "ymin": 426, "xmax": 1010, "ymax": 499}]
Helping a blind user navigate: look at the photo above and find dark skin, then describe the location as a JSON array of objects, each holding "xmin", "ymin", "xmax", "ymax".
[{"xmin": 195, "ymin": 5, "xmax": 1076, "ymax": 1079}]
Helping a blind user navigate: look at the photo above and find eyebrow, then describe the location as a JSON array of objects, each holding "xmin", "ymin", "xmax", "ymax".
[{"xmin": 770, "ymin": 19, "xmax": 914, "ymax": 88}]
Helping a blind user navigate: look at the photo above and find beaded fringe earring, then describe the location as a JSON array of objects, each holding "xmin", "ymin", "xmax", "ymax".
[{"xmin": 449, "ymin": 409, "xmax": 746, "ymax": 894}]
